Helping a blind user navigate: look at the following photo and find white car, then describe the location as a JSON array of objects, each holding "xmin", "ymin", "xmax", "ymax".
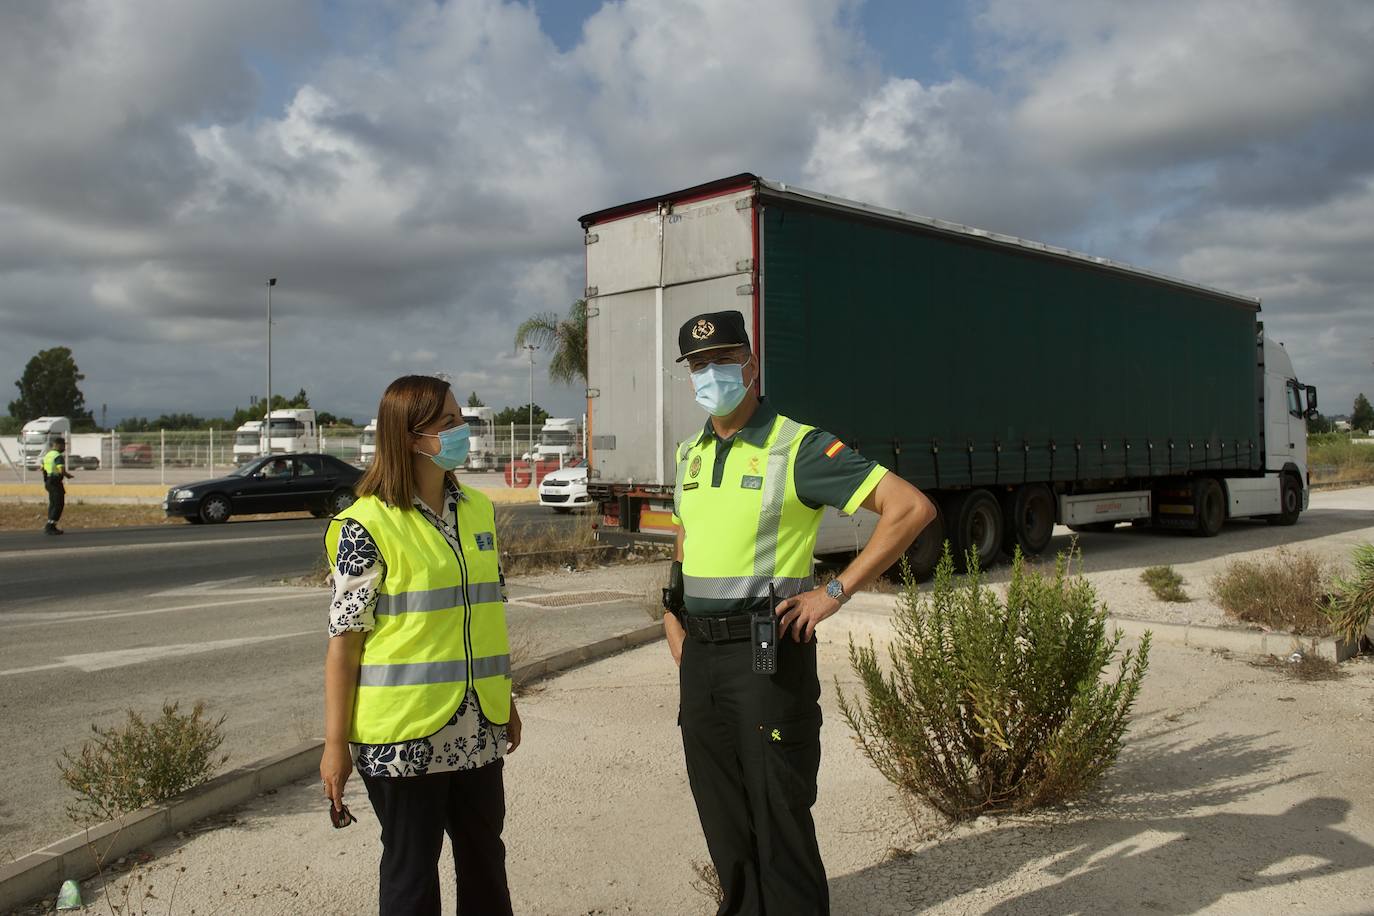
[{"xmin": 538, "ymin": 465, "xmax": 590, "ymax": 513}]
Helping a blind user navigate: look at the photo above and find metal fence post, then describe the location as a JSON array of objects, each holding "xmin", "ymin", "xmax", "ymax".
[
  {"xmin": 209, "ymin": 427, "xmax": 215, "ymax": 475},
  {"xmin": 111, "ymin": 432, "xmax": 117, "ymax": 484},
  {"xmin": 160, "ymin": 429, "xmax": 165, "ymax": 486}
]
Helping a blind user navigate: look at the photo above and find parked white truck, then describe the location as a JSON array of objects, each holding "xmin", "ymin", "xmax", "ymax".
[
  {"xmin": 460, "ymin": 406, "xmax": 499, "ymax": 471},
  {"xmin": 233, "ymin": 420, "xmax": 263, "ymax": 465},
  {"xmin": 580, "ymin": 174, "xmax": 1316, "ymax": 576},
  {"xmin": 532, "ymin": 417, "xmax": 580, "ymax": 464},
  {"xmin": 359, "ymin": 418, "xmax": 378, "ymax": 466},
  {"xmin": 20, "ymin": 417, "xmax": 70, "ymax": 468},
  {"xmin": 263, "ymin": 409, "xmax": 318, "ymax": 455}
]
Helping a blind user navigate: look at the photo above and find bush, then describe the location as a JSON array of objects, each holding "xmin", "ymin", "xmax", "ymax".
[
  {"xmin": 1327, "ymin": 543, "xmax": 1374, "ymax": 646},
  {"xmin": 1141, "ymin": 565, "xmax": 1189, "ymax": 602},
  {"xmin": 59, "ymin": 701, "xmax": 228, "ymax": 824},
  {"xmin": 838, "ymin": 546, "xmax": 1150, "ymax": 822},
  {"xmin": 1212, "ymin": 548, "xmax": 1329, "ymax": 635}
]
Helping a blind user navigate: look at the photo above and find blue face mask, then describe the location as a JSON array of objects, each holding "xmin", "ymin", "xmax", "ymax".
[
  {"xmin": 416, "ymin": 424, "xmax": 471, "ymax": 470},
  {"xmin": 691, "ymin": 361, "xmax": 750, "ymax": 417}
]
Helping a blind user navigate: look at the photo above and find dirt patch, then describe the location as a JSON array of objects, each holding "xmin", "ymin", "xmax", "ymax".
[{"xmin": 0, "ymin": 503, "xmax": 318, "ymax": 531}]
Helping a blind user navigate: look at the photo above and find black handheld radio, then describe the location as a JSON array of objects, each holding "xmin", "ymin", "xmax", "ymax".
[{"xmin": 752, "ymin": 583, "xmax": 779, "ymax": 675}]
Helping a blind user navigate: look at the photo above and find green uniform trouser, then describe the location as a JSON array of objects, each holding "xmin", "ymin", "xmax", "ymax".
[
  {"xmin": 46, "ymin": 480, "xmax": 64, "ymax": 525},
  {"xmin": 679, "ymin": 631, "xmax": 827, "ymax": 916}
]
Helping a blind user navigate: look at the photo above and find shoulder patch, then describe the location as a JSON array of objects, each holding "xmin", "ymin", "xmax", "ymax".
[
  {"xmin": 689, "ymin": 454, "xmax": 702, "ymax": 479},
  {"xmin": 824, "ymin": 439, "xmax": 845, "ymax": 459}
]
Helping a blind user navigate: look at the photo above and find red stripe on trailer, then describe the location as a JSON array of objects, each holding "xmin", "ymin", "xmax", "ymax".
[{"xmin": 578, "ymin": 173, "xmax": 758, "ymax": 227}]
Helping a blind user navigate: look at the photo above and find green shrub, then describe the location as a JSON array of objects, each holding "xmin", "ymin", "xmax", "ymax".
[
  {"xmin": 1212, "ymin": 548, "xmax": 1329, "ymax": 635},
  {"xmin": 838, "ymin": 546, "xmax": 1150, "ymax": 822},
  {"xmin": 1141, "ymin": 565, "xmax": 1189, "ymax": 602},
  {"xmin": 58, "ymin": 701, "xmax": 228, "ymax": 824},
  {"xmin": 1327, "ymin": 543, "xmax": 1374, "ymax": 646}
]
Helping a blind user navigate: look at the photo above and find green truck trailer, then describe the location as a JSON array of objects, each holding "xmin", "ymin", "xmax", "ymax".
[{"xmin": 581, "ymin": 174, "xmax": 1317, "ymax": 576}]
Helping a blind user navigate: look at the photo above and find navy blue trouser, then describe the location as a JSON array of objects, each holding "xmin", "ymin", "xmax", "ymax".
[{"xmin": 679, "ymin": 630, "xmax": 828, "ymax": 915}]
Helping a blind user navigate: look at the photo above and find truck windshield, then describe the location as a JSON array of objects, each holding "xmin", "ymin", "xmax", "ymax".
[
  {"xmin": 235, "ymin": 432, "xmax": 259, "ymax": 446},
  {"xmin": 541, "ymin": 431, "xmax": 575, "ymax": 446},
  {"xmin": 361, "ymin": 430, "xmax": 375, "ymax": 446},
  {"xmin": 21, "ymin": 433, "xmax": 48, "ymax": 444},
  {"xmin": 268, "ymin": 420, "xmax": 305, "ymax": 434}
]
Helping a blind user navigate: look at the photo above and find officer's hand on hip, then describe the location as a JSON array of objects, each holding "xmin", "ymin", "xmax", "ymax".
[
  {"xmin": 664, "ymin": 612, "xmax": 687, "ymax": 667},
  {"xmin": 776, "ymin": 589, "xmax": 843, "ymax": 643},
  {"xmin": 506, "ymin": 702, "xmax": 523, "ymax": 755}
]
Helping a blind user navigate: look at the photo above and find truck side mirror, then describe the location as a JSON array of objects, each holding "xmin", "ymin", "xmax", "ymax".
[{"xmin": 1305, "ymin": 385, "xmax": 1318, "ymax": 418}]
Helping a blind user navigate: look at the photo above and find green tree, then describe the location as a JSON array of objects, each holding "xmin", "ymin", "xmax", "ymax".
[
  {"xmin": 9, "ymin": 347, "xmax": 96, "ymax": 429},
  {"xmin": 0, "ymin": 416, "xmax": 19, "ymax": 435},
  {"xmin": 1353, "ymin": 393, "xmax": 1374, "ymax": 432},
  {"xmin": 228, "ymin": 390, "xmax": 313, "ymax": 427},
  {"xmin": 513, "ymin": 299, "xmax": 588, "ymax": 386},
  {"xmin": 492, "ymin": 403, "xmax": 550, "ymax": 428},
  {"xmin": 467, "ymin": 391, "xmax": 484, "ymax": 408}
]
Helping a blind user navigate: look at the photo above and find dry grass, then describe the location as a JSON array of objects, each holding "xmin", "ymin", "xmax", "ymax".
[
  {"xmin": 1141, "ymin": 565, "xmax": 1190, "ymax": 602},
  {"xmin": 1211, "ymin": 548, "xmax": 1330, "ymax": 636},
  {"xmin": 0, "ymin": 502, "xmax": 316, "ymax": 531},
  {"xmin": 1252, "ymin": 646, "xmax": 1346, "ymax": 682},
  {"xmin": 495, "ymin": 507, "xmax": 604, "ymax": 575},
  {"xmin": 1327, "ymin": 543, "xmax": 1374, "ymax": 646},
  {"xmin": 690, "ymin": 859, "xmax": 724, "ymax": 905},
  {"xmin": 1308, "ymin": 436, "xmax": 1374, "ymax": 485}
]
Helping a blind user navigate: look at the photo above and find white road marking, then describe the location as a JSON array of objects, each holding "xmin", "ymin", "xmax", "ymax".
[
  {"xmin": 0, "ymin": 532, "xmax": 320, "ymax": 561},
  {"xmin": 0, "ymin": 594, "xmax": 318, "ymax": 631},
  {"xmin": 0, "ymin": 629, "xmax": 317, "ymax": 677}
]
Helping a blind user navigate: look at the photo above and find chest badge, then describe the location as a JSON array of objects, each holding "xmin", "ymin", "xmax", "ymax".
[
  {"xmin": 474, "ymin": 532, "xmax": 495, "ymax": 550},
  {"xmin": 741, "ymin": 475, "xmax": 763, "ymax": 490},
  {"xmin": 689, "ymin": 455, "xmax": 702, "ymax": 479},
  {"xmin": 746, "ymin": 456, "xmax": 761, "ymax": 474}
]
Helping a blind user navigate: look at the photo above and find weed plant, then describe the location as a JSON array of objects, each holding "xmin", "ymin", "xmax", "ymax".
[
  {"xmin": 1327, "ymin": 543, "xmax": 1374, "ymax": 646},
  {"xmin": 59, "ymin": 701, "xmax": 228, "ymax": 824},
  {"xmin": 838, "ymin": 546, "xmax": 1150, "ymax": 821},
  {"xmin": 1141, "ymin": 565, "xmax": 1189, "ymax": 602},
  {"xmin": 1212, "ymin": 548, "xmax": 1329, "ymax": 635}
]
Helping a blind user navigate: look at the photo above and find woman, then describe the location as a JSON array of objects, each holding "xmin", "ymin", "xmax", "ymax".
[{"xmin": 321, "ymin": 375, "xmax": 521, "ymax": 916}]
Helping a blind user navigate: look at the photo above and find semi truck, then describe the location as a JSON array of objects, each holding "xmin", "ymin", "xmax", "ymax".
[
  {"xmin": 359, "ymin": 418, "xmax": 378, "ymax": 466},
  {"xmin": 580, "ymin": 173, "xmax": 1317, "ymax": 577},
  {"xmin": 532, "ymin": 417, "xmax": 580, "ymax": 464},
  {"xmin": 233, "ymin": 420, "xmax": 263, "ymax": 465},
  {"xmin": 461, "ymin": 406, "xmax": 499, "ymax": 471},
  {"xmin": 263, "ymin": 408, "xmax": 318, "ymax": 455},
  {"xmin": 20, "ymin": 417, "xmax": 71, "ymax": 468}
]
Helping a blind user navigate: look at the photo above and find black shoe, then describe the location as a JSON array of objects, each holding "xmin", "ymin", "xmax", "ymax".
[
  {"xmin": 52, "ymin": 527, "xmax": 65, "ymax": 535},
  {"xmin": 44, "ymin": 525, "xmax": 58, "ymax": 535}
]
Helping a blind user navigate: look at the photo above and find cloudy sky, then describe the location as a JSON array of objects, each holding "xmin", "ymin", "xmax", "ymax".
[{"xmin": 2, "ymin": 0, "xmax": 1372, "ymax": 425}]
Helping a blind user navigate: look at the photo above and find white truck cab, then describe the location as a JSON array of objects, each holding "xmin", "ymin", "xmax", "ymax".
[
  {"xmin": 461, "ymin": 407, "xmax": 498, "ymax": 471},
  {"xmin": 264, "ymin": 409, "xmax": 318, "ymax": 454},
  {"xmin": 20, "ymin": 417, "xmax": 71, "ymax": 469},
  {"xmin": 359, "ymin": 418, "xmax": 378, "ymax": 466},
  {"xmin": 233, "ymin": 420, "xmax": 263, "ymax": 464}
]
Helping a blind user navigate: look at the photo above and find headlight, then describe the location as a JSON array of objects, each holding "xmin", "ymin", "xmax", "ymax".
[{"xmin": 174, "ymin": 489, "xmax": 195, "ymax": 500}]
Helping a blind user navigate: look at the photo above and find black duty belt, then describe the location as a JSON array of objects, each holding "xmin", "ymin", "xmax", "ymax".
[{"xmin": 684, "ymin": 613, "xmax": 752, "ymax": 644}]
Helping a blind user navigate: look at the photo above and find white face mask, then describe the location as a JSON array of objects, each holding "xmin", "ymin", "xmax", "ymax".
[{"xmin": 691, "ymin": 359, "xmax": 751, "ymax": 416}]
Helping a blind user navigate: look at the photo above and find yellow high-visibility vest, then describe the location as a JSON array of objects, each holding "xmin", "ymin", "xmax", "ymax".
[
  {"xmin": 325, "ymin": 488, "xmax": 510, "ymax": 743},
  {"xmin": 42, "ymin": 449, "xmax": 62, "ymax": 477},
  {"xmin": 673, "ymin": 413, "xmax": 822, "ymax": 614}
]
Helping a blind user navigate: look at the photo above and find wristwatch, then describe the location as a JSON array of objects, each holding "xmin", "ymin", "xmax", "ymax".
[{"xmin": 825, "ymin": 579, "xmax": 847, "ymax": 605}]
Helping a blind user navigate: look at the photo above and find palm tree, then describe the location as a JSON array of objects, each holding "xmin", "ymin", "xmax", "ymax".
[{"xmin": 513, "ymin": 299, "xmax": 587, "ymax": 385}]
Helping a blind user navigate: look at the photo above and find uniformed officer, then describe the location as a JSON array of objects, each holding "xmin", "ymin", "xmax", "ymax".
[
  {"xmin": 663, "ymin": 310, "xmax": 937, "ymax": 915},
  {"xmin": 41, "ymin": 438, "xmax": 74, "ymax": 535}
]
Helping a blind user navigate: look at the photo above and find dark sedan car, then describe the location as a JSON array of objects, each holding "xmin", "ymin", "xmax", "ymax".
[{"xmin": 164, "ymin": 453, "xmax": 361, "ymax": 524}]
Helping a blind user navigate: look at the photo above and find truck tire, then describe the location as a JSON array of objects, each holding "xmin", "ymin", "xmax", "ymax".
[
  {"xmin": 1001, "ymin": 484, "xmax": 1055, "ymax": 557},
  {"xmin": 1267, "ymin": 474, "xmax": 1302, "ymax": 526},
  {"xmin": 946, "ymin": 489, "xmax": 1003, "ymax": 571},
  {"xmin": 894, "ymin": 502, "xmax": 946, "ymax": 582},
  {"xmin": 1193, "ymin": 477, "xmax": 1225, "ymax": 537}
]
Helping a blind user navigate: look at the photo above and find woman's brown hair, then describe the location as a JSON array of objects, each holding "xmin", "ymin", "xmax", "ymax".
[{"xmin": 354, "ymin": 375, "xmax": 457, "ymax": 508}]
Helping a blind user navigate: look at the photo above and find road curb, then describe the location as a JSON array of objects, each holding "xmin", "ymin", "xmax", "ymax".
[
  {"xmin": 0, "ymin": 622, "xmax": 663, "ymax": 913},
  {"xmin": 833, "ymin": 594, "xmax": 1361, "ymax": 662}
]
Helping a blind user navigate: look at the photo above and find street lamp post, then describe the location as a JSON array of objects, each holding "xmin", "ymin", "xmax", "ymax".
[
  {"xmin": 265, "ymin": 278, "xmax": 277, "ymax": 456},
  {"xmin": 522, "ymin": 344, "xmax": 539, "ymax": 472}
]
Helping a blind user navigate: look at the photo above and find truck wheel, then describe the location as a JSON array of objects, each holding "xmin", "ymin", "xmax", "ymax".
[
  {"xmin": 1267, "ymin": 474, "xmax": 1302, "ymax": 526},
  {"xmin": 946, "ymin": 490, "xmax": 1003, "ymax": 571},
  {"xmin": 892, "ymin": 502, "xmax": 946, "ymax": 581},
  {"xmin": 1001, "ymin": 484, "xmax": 1055, "ymax": 557},
  {"xmin": 199, "ymin": 494, "xmax": 231, "ymax": 524},
  {"xmin": 1193, "ymin": 477, "xmax": 1225, "ymax": 537}
]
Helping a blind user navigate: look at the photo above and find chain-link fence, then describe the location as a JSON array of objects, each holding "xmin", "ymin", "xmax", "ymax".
[{"xmin": 0, "ymin": 422, "xmax": 586, "ymax": 486}]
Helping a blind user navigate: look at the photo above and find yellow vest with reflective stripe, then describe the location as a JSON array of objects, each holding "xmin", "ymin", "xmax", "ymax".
[
  {"xmin": 325, "ymin": 489, "xmax": 511, "ymax": 743},
  {"xmin": 673, "ymin": 413, "xmax": 822, "ymax": 610},
  {"xmin": 42, "ymin": 449, "xmax": 61, "ymax": 477}
]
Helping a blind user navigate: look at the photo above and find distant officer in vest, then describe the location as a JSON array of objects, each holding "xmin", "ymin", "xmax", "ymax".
[
  {"xmin": 320, "ymin": 375, "xmax": 520, "ymax": 916},
  {"xmin": 41, "ymin": 437, "xmax": 74, "ymax": 535},
  {"xmin": 664, "ymin": 311, "xmax": 937, "ymax": 915}
]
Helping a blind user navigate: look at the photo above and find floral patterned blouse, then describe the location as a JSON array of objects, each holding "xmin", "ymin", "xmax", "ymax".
[{"xmin": 328, "ymin": 480, "xmax": 507, "ymax": 777}]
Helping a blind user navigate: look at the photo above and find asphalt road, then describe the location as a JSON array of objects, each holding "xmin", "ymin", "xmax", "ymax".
[{"xmin": 0, "ymin": 501, "xmax": 635, "ymax": 858}]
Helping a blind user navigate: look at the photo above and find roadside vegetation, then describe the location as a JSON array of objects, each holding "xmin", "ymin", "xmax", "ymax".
[
  {"xmin": 838, "ymin": 547, "xmax": 1150, "ymax": 821},
  {"xmin": 1327, "ymin": 542, "xmax": 1374, "ymax": 647},
  {"xmin": 58, "ymin": 702, "xmax": 228, "ymax": 824},
  {"xmin": 1141, "ymin": 565, "xmax": 1189, "ymax": 602},
  {"xmin": 1307, "ymin": 432, "xmax": 1374, "ymax": 486},
  {"xmin": 1211, "ymin": 548, "xmax": 1330, "ymax": 635},
  {"xmin": 0, "ymin": 503, "xmax": 320, "ymax": 531}
]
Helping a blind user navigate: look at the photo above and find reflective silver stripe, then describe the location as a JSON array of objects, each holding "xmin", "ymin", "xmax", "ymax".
[
  {"xmin": 753, "ymin": 418, "xmax": 803, "ymax": 576},
  {"xmin": 683, "ymin": 574, "xmax": 815, "ymax": 601},
  {"xmin": 358, "ymin": 654, "xmax": 511, "ymax": 687},
  {"xmin": 673, "ymin": 441, "xmax": 691, "ymax": 518},
  {"xmin": 375, "ymin": 581, "xmax": 503, "ymax": 615}
]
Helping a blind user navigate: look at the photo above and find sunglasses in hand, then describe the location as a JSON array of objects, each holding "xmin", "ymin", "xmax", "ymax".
[{"xmin": 329, "ymin": 801, "xmax": 358, "ymax": 829}]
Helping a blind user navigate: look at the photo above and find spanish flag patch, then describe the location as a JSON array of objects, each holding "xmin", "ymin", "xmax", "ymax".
[{"xmin": 824, "ymin": 439, "xmax": 845, "ymax": 459}]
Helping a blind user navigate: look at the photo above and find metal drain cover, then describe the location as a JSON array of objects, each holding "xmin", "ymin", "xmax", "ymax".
[{"xmin": 516, "ymin": 590, "xmax": 638, "ymax": 608}]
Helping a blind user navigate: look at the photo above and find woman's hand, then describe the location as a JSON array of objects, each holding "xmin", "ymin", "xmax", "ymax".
[
  {"xmin": 506, "ymin": 702, "xmax": 523, "ymax": 755},
  {"xmin": 320, "ymin": 742, "xmax": 353, "ymax": 811}
]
